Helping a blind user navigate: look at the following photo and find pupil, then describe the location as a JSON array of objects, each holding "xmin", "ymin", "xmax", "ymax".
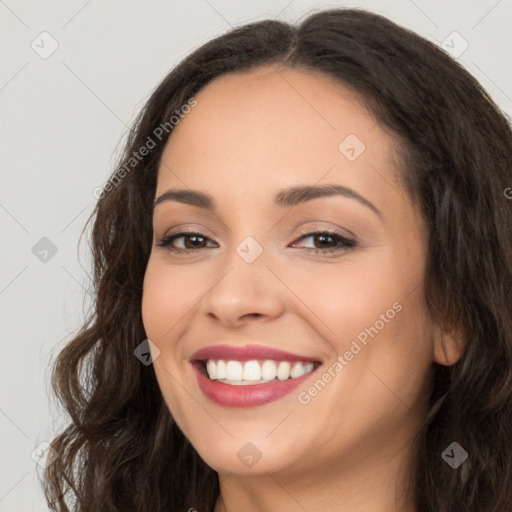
[
  {"xmin": 316, "ymin": 234, "xmax": 334, "ymax": 247},
  {"xmin": 185, "ymin": 235, "xmax": 204, "ymax": 248}
]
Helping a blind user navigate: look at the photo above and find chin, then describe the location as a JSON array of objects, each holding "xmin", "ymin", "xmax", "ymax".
[{"xmin": 192, "ymin": 436, "xmax": 298, "ymax": 475}]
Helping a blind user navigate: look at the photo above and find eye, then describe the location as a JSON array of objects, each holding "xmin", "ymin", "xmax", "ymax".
[
  {"xmin": 156, "ymin": 232, "xmax": 218, "ymax": 253},
  {"xmin": 289, "ymin": 230, "xmax": 356, "ymax": 254}
]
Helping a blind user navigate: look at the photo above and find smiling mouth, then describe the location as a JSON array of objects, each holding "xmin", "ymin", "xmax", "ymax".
[{"xmin": 197, "ymin": 359, "xmax": 322, "ymax": 385}]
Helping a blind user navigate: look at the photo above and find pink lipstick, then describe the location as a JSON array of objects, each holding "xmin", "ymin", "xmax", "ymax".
[{"xmin": 190, "ymin": 344, "xmax": 321, "ymax": 407}]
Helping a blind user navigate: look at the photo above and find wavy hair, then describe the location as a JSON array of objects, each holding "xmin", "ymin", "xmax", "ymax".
[{"xmin": 41, "ymin": 8, "xmax": 512, "ymax": 511}]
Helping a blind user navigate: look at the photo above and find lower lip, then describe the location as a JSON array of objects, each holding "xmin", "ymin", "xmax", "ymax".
[{"xmin": 192, "ymin": 362, "xmax": 320, "ymax": 407}]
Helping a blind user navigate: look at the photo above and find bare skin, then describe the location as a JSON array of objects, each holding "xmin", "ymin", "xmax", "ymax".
[{"xmin": 141, "ymin": 65, "xmax": 464, "ymax": 512}]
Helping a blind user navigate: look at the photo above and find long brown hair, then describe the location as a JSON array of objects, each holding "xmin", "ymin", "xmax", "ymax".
[{"xmin": 41, "ymin": 8, "xmax": 512, "ymax": 511}]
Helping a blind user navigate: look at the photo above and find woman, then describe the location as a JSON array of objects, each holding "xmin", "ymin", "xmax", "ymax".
[{"xmin": 42, "ymin": 7, "xmax": 512, "ymax": 511}]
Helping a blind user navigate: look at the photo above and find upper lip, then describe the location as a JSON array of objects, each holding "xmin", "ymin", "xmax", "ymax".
[{"xmin": 190, "ymin": 344, "xmax": 321, "ymax": 363}]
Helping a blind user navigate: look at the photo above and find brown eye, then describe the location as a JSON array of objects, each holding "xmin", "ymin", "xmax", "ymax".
[
  {"xmin": 156, "ymin": 232, "xmax": 218, "ymax": 252},
  {"xmin": 290, "ymin": 231, "xmax": 356, "ymax": 254}
]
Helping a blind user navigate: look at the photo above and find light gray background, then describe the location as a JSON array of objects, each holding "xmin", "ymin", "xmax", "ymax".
[{"xmin": 1, "ymin": 1, "xmax": 511, "ymax": 510}]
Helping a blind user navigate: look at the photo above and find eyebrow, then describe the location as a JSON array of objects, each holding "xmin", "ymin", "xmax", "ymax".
[{"xmin": 153, "ymin": 184, "xmax": 382, "ymax": 218}]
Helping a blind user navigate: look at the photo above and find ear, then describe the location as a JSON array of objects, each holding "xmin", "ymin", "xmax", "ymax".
[{"xmin": 432, "ymin": 319, "xmax": 466, "ymax": 366}]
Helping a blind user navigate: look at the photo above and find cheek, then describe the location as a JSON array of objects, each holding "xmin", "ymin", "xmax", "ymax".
[
  {"xmin": 141, "ymin": 259, "xmax": 197, "ymax": 343},
  {"xmin": 141, "ymin": 267, "xmax": 167, "ymax": 342},
  {"xmin": 141, "ymin": 260, "xmax": 196, "ymax": 428},
  {"xmin": 288, "ymin": 253, "xmax": 432, "ymax": 388},
  {"xmin": 280, "ymin": 258, "xmax": 403, "ymax": 343}
]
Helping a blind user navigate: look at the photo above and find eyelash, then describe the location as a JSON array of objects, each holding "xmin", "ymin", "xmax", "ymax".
[{"xmin": 155, "ymin": 230, "xmax": 356, "ymax": 255}]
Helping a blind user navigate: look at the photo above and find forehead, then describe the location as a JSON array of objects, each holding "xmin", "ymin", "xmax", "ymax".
[
  {"xmin": 162, "ymin": 65, "xmax": 388, "ymax": 161},
  {"xmin": 156, "ymin": 66, "xmax": 403, "ymax": 214}
]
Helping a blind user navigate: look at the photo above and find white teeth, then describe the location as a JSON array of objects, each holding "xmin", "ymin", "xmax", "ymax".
[
  {"xmin": 277, "ymin": 361, "xmax": 291, "ymax": 380},
  {"xmin": 243, "ymin": 360, "xmax": 261, "ymax": 381},
  {"xmin": 216, "ymin": 360, "xmax": 227, "ymax": 379},
  {"xmin": 261, "ymin": 360, "xmax": 277, "ymax": 380},
  {"xmin": 226, "ymin": 360, "xmax": 243, "ymax": 380},
  {"xmin": 206, "ymin": 360, "xmax": 216, "ymax": 380},
  {"xmin": 290, "ymin": 362, "xmax": 305, "ymax": 378},
  {"xmin": 204, "ymin": 359, "xmax": 317, "ymax": 385}
]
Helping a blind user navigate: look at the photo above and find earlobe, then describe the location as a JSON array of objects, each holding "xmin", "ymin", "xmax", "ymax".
[{"xmin": 432, "ymin": 322, "xmax": 466, "ymax": 366}]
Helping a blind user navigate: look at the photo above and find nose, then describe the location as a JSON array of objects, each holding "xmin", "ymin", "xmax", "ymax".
[{"xmin": 200, "ymin": 248, "xmax": 286, "ymax": 328}]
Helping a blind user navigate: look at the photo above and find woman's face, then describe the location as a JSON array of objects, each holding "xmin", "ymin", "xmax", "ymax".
[{"xmin": 142, "ymin": 66, "xmax": 453, "ymax": 478}]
